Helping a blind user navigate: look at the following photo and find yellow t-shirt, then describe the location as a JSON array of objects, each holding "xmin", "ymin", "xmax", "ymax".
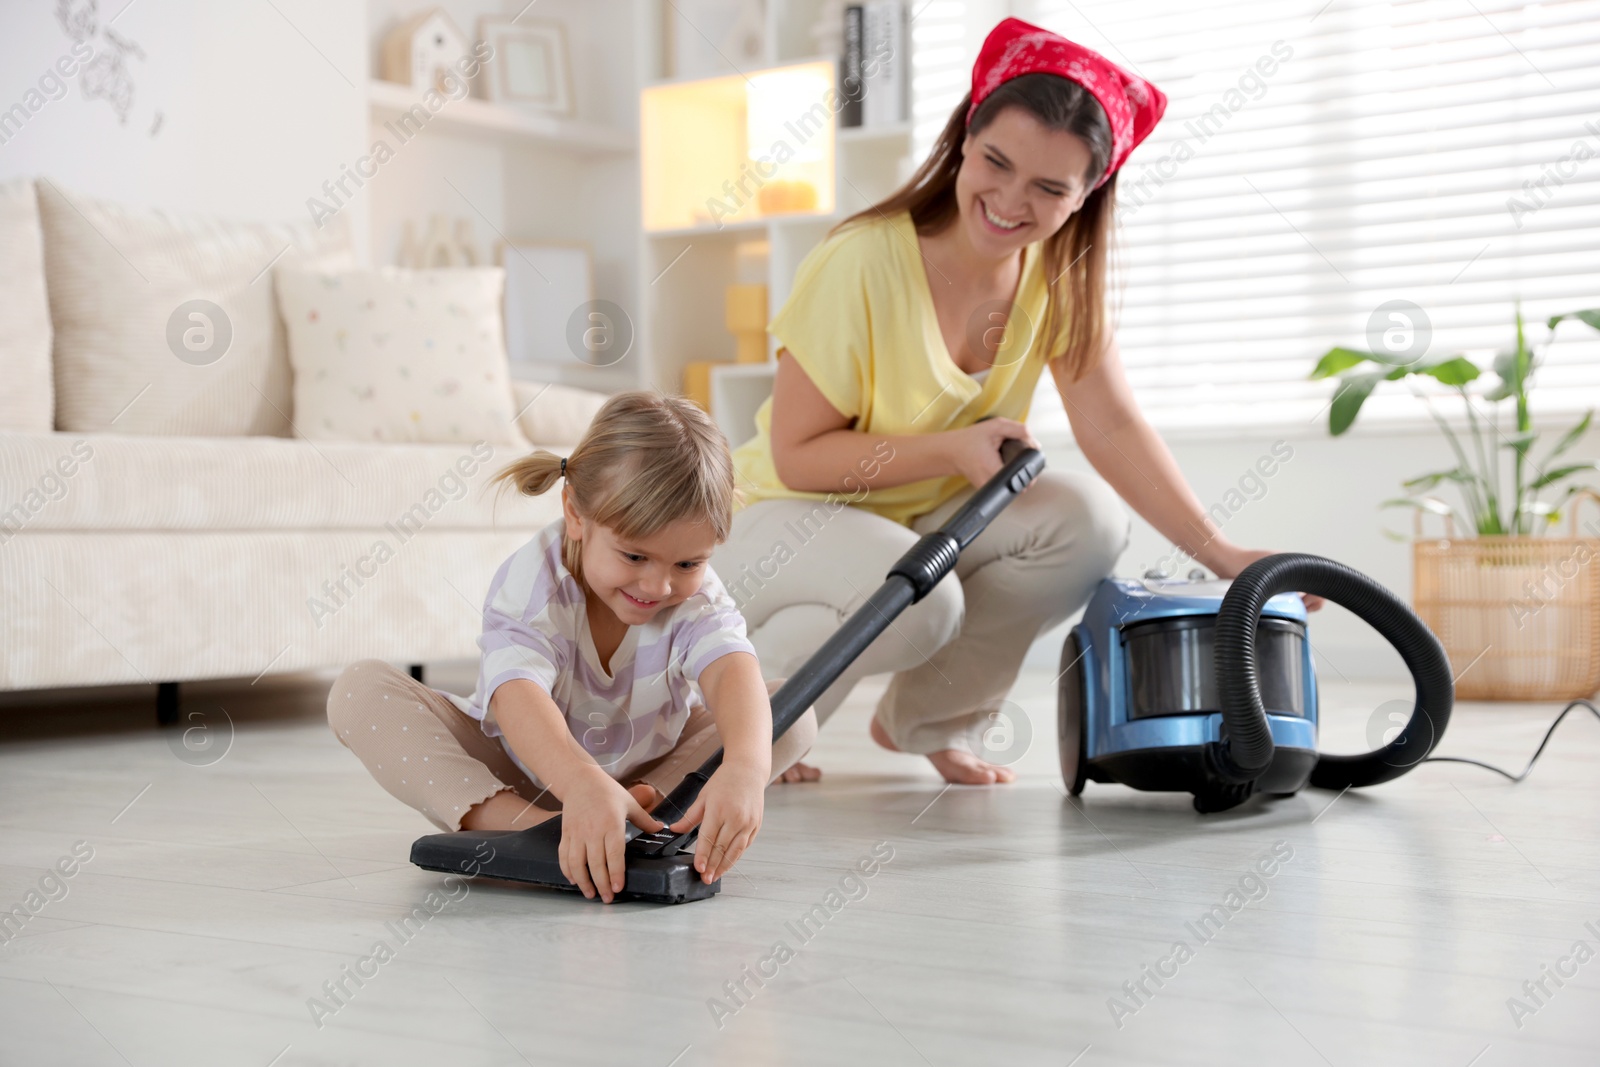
[{"xmin": 730, "ymin": 207, "xmax": 1052, "ymax": 527}]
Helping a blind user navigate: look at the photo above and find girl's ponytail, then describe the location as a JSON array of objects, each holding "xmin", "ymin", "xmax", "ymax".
[{"xmin": 492, "ymin": 450, "xmax": 566, "ymax": 498}]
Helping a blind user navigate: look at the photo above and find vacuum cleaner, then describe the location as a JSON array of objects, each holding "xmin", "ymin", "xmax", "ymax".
[
  {"xmin": 1059, "ymin": 555, "xmax": 1455, "ymax": 813},
  {"xmin": 411, "ymin": 438, "xmax": 1048, "ymax": 902}
]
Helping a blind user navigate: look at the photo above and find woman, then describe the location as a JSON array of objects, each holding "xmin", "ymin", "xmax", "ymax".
[{"xmin": 713, "ymin": 18, "xmax": 1321, "ymax": 786}]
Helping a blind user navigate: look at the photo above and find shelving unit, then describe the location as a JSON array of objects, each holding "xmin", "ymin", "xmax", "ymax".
[
  {"xmin": 637, "ymin": 1, "xmax": 918, "ymax": 447},
  {"xmin": 362, "ymin": 0, "xmax": 652, "ymax": 395},
  {"xmin": 359, "ymin": 1, "xmax": 917, "ymax": 428},
  {"xmin": 367, "ymin": 80, "xmax": 633, "ymax": 155}
]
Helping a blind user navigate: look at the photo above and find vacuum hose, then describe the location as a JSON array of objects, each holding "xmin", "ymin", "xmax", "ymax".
[{"xmin": 1210, "ymin": 553, "xmax": 1454, "ymax": 791}]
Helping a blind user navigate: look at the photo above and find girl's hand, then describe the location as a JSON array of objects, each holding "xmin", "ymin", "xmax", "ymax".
[
  {"xmin": 558, "ymin": 768, "xmax": 662, "ymax": 903},
  {"xmin": 669, "ymin": 763, "xmax": 766, "ymax": 884},
  {"xmin": 1211, "ymin": 546, "xmax": 1326, "ymax": 612},
  {"xmin": 940, "ymin": 418, "xmax": 1040, "ymax": 489}
]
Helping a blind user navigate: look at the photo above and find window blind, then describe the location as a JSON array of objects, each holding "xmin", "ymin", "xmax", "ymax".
[
  {"xmin": 1010, "ymin": 0, "xmax": 1600, "ymax": 437},
  {"xmin": 910, "ymin": 1, "xmax": 978, "ymax": 151}
]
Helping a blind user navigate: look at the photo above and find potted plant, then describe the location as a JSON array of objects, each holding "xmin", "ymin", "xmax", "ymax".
[{"xmin": 1310, "ymin": 307, "xmax": 1600, "ymax": 700}]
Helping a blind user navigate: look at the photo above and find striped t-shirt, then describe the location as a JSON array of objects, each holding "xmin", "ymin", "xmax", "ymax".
[{"xmin": 446, "ymin": 516, "xmax": 757, "ymax": 789}]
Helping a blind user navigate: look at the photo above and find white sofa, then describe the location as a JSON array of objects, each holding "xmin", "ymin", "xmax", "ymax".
[{"xmin": 0, "ymin": 179, "xmax": 604, "ymax": 697}]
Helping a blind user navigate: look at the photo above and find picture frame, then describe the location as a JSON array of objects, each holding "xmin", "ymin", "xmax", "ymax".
[
  {"xmin": 498, "ymin": 241, "xmax": 593, "ymax": 371},
  {"xmin": 478, "ymin": 16, "xmax": 574, "ymax": 116}
]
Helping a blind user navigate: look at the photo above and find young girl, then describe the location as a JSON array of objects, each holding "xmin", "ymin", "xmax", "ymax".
[{"xmin": 328, "ymin": 391, "xmax": 817, "ymax": 903}]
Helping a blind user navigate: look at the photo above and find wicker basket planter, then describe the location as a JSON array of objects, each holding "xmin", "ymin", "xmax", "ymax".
[{"xmin": 1412, "ymin": 493, "xmax": 1600, "ymax": 700}]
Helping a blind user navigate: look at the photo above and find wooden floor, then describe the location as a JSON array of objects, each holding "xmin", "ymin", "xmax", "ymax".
[{"xmin": 1, "ymin": 664, "xmax": 1597, "ymax": 1066}]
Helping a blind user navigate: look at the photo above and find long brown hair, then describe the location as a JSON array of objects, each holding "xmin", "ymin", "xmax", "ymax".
[
  {"xmin": 492, "ymin": 390, "xmax": 736, "ymax": 583},
  {"xmin": 832, "ymin": 73, "xmax": 1117, "ymax": 382}
]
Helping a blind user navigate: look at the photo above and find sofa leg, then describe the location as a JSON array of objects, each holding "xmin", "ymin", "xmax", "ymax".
[
  {"xmin": 409, "ymin": 664, "xmax": 425, "ymax": 683},
  {"xmin": 157, "ymin": 682, "xmax": 179, "ymax": 726}
]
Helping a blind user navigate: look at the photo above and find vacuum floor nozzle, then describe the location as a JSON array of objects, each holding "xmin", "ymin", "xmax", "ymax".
[{"xmin": 410, "ymin": 820, "xmax": 719, "ymax": 905}]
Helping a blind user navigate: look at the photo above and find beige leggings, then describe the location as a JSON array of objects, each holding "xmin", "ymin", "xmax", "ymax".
[
  {"xmin": 327, "ymin": 659, "xmax": 817, "ymax": 832},
  {"xmin": 710, "ymin": 470, "xmax": 1131, "ymax": 755}
]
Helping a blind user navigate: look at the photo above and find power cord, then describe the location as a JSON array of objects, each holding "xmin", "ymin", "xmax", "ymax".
[{"xmin": 1422, "ymin": 698, "xmax": 1600, "ymax": 782}]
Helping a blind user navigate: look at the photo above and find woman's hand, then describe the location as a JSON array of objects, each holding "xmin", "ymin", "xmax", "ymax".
[
  {"xmin": 668, "ymin": 762, "xmax": 766, "ymax": 884},
  {"xmin": 940, "ymin": 418, "xmax": 1040, "ymax": 488},
  {"xmin": 1210, "ymin": 545, "xmax": 1326, "ymax": 612},
  {"xmin": 558, "ymin": 767, "xmax": 662, "ymax": 903}
]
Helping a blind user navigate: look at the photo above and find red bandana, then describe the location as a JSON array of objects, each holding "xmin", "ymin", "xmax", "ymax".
[{"xmin": 968, "ymin": 18, "xmax": 1167, "ymax": 189}]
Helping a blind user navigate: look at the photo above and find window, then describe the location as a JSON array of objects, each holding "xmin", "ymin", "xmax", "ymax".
[{"xmin": 1013, "ymin": 0, "xmax": 1600, "ymax": 437}]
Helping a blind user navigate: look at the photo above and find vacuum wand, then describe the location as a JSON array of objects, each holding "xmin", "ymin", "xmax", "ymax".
[{"xmin": 648, "ymin": 437, "xmax": 1046, "ymax": 828}]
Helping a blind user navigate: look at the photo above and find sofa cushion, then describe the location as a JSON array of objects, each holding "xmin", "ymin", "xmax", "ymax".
[
  {"xmin": 36, "ymin": 180, "xmax": 350, "ymax": 438},
  {"xmin": 0, "ymin": 180, "xmax": 53, "ymax": 433},
  {"xmin": 277, "ymin": 266, "xmax": 528, "ymax": 446},
  {"xmin": 511, "ymin": 379, "xmax": 608, "ymax": 447},
  {"xmin": 0, "ymin": 432, "xmax": 564, "ymax": 535}
]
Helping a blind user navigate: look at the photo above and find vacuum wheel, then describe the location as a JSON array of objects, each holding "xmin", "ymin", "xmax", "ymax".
[{"xmin": 1057, "ymin": 630, "xmax": 1088, "ymax": 796}]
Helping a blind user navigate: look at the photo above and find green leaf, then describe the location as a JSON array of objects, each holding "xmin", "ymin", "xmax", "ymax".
[
  {"xmin": 1310, "ymin": 347, "xmax": 1376, "ymax": 380},
  {"xmin": 1401, "ymin": 467, "xmax": 1472, "ymax": 492},
  {"xmin": 1502, "ymin": 431, "xmax": 1537, "ymax": 457},
  {"xmin": 1529, "ymin": 462, "xmax": 1599, "ymax": 491},
  {"xmin": 1547, "ymin": 309, "xmax": 1600, "ymax": 332},
  {"xmin": 1485, "ymin": 347, "xmax": 1518, "ymax": 401},
  {"xmin": 1417, "ymin": 356, "xmax": 1481, "ymax": 386},
  {"xmin": 1544, "ymin": 410, "xmax": 1593, "ymax": 463},
  {"xmin": 1328, "ymin": 370, "xmax": 1387, "ymax": 435}
]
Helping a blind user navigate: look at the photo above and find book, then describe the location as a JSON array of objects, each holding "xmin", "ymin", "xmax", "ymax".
[
  {"xmin": 840, "ymin": 5, "xmax": 864, "ymax": 128},
  {"xmin": 862, "ymin": 1, "xmax": 908, "ymax": 128}
]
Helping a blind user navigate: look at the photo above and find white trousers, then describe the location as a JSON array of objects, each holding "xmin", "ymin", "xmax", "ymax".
[{"xmin": 710, "ymin": 470, "xmax": 1131, "ymax": 754}]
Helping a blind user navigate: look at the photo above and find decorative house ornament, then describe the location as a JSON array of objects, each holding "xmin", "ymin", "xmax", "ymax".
[{"xmin": 381, "ymin": 8, "xmax": 472, "ymax": 93}]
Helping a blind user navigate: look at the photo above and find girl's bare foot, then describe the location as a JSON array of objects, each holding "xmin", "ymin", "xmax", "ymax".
[
  {"xmin": 870, "ymin": 715, "xmax": 1016, "ymax": 785},
  {"xmin": 775, "ymin": 761, "xmax": 822, "ymax": 783},
  {"xmin": 627, "ymin": 782, "xmax": 664, "ymax": 809},
  {"xmin": 459, "ymin": 788, "xmax": 558, "ymax": 831}
]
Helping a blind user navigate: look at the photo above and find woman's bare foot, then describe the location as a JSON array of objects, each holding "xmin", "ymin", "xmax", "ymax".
[
  {"xmin": 871, "ymin": 715, "xmax": 1016, "ymax": 785},
  {"xmin": 774, "ymin": 761, "xmax": 822, "ymax": 783},
  {"xmin": 926, "ymin": 749, "xmax": 1016, "ymax": 785},
  {"xmin": 459, "ymin": 788, "xmax": 558, "ymax": 831},
  {"xmin": 869, "ymin": 715, "xmax": 899, "ymax": 752}
]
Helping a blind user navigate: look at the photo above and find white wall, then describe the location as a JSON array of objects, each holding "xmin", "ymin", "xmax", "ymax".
[{"xmin": 0, "ymin": 0, "xmax": 366, "ymax": 234}]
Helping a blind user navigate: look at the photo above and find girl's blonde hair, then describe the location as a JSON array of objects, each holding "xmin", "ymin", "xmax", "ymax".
[{"xmin": 493, "ymin": 390, "xmax": 737, "ymax": 582}]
